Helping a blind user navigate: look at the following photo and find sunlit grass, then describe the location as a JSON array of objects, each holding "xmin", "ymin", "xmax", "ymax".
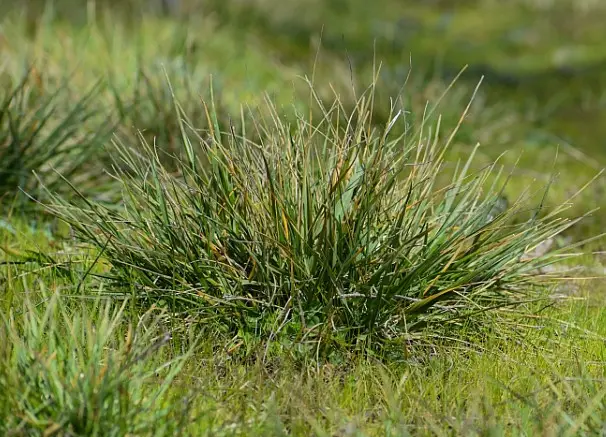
[{"xmin": 1, "ymin": 0, "xmax": 605, "ymax": 434}]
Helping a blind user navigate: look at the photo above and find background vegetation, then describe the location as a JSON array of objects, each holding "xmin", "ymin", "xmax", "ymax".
[{"xmin": 1, "ymin": 0, "xmax": 605, "ymax": 435}]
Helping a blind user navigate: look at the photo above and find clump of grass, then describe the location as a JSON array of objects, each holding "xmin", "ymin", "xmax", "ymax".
[
  {"xmin": 0, "ymin": 287, "xmax": 196, "ymax": 436},
  {"xmin": 0, "ymin": 68, "xmax": 114, "ymax": 205},
  {"xmin": 42, "ymin": 78, "xmax": 581, "ymax": 357}
]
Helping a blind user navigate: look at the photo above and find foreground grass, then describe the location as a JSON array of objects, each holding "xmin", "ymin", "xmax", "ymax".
[
  {"xmin": 1, "ymin": 226, "xmax": 605, "ymax": 435},
  {"xmin": 2, "ymin": 0, "xmax": 606, "ymax": 435}
]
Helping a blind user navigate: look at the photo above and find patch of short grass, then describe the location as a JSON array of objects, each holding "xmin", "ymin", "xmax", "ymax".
[
  {"xmin": 0, "ymin": 286, "xmax": 196, "ymax": 436},
  {"xmin": 1, "ymin": 266, "xmax": 606, "ymax": 435}
]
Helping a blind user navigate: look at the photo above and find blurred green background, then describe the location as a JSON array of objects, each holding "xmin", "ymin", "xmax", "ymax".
[{"xmin": 4, "ymin": 0, "xmax": 606, "ymax": 150}]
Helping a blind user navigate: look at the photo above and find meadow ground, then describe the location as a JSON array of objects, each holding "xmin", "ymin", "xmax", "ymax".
[{"xmin": 1, "ymin": 0, "xmax": 606, "ymax": 435}]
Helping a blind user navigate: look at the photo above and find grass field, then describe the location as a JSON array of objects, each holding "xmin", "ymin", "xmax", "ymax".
[{"xmin": 1, "ymin": 0, "xmax": 606, "ymax": 435}]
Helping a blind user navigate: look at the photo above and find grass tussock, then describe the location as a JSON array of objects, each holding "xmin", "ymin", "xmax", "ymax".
[
  {"xmin": 40, "ymin": 78, "xmax": 580, "ymax": 357},
  {"xmin": 0, "ymin": 69, "xmax": 114, "ymax": 204}
]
